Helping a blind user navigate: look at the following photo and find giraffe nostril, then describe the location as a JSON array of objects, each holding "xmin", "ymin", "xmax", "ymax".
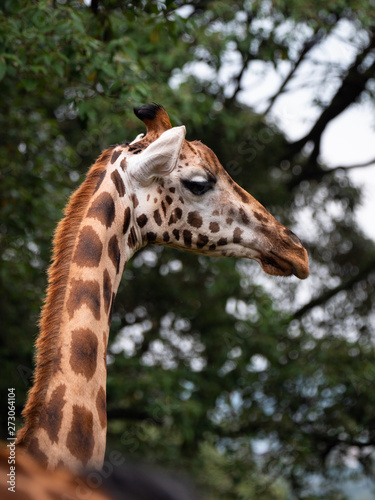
[{"xmin": 287, "ymin": 231, "xmax": 302, "ymax": 246}]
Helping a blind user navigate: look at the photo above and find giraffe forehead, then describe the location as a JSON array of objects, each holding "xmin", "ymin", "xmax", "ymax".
[{"xmin": 181, "ymin": 141, "xmax": 221, "ymax": 172}]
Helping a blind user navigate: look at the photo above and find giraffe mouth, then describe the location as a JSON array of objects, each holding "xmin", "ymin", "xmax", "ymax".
[{"xmin": 257, "ymin": 250, "xmax": 309, "ymax": 279}]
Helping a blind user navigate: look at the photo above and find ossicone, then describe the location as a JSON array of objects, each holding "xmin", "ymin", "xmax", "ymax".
[{"xmin": 133, "ymin": 103, "xmax": 172, "ymax": 137}]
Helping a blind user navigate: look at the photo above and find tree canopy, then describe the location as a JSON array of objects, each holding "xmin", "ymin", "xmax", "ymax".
[{"xmin": 1, "ymin": 1, "xmax": 375, "ymax": 498}]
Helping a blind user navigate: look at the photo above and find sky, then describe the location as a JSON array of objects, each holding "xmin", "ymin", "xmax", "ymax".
[
  {"xmin": 256, "ymin": 79, "xmax": 375, "ymax": 241},
  {"xmin": 321, "ymin": 106, "xmax": 375, "ymax": 240},
  {"xmin": 236, "ymin": 19, "xmax": 375, "ymax": 241}
]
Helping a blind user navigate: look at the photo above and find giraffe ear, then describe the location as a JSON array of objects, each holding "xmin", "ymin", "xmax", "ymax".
[{"xmin": 128, "ymin": 126, "xmax": 186, "ymax": 185}]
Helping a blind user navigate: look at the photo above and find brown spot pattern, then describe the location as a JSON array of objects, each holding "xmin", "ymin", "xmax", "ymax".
[
  {"xmin": 96, "ymin": 387, "xmax": 107, "ymax": 429},
  {"xmin": 217, "ymin": 237, "xmax": 227, "ymax": 246},
  {"xmin": 197, "ymin": 234, "xmax": 209, "ymax": 248},
  {"xmin": 128, "ymin": 227, "xmax": 137, "ymax": 248},
  {"xmin": 123, "ymin": 206, "xmax": 131, "ymax": 234},
  {"xmin": 66, "ymin": 405, "xmax": 95, "ymax": 466},
  {"xmin": 137, "ymin": 214, "xmax": 148, "ymax": 228},
  {"xmin": 120, "ymin": 158, "xmax": 127, "ymax": 170},
  {"xmin": 103, "ymin": 269, "xmax": 112, "ymax": 314},
  {"xmin": 168, "ymin": 207, "xmax": 183, "ymax": 225},
  {"xmin": 87, "ymin": 192, "xmax": 115, "ymax": 228},
  {"xmin": 165, "ymin": 195, "xmax": 173, "ymax": 205},
  {"xmin": 131, "ymin": 194, "xmax": 139, "ymax": 208},
  {"xmin": 154, "ymin": 209, "xmax": 162, "ymax": 226},
  {"xmin": 147, "ymin": 232, "xmax": 157, "ymax": 242},
  {"xmin": 172, "ymin": 229, "xmax": 180, "ymax": 240},
  {"xmin": 233, "ymin": 227, "xmax": 243, "ymax": 244},
  {"xmin": 239, "ymin": 208, "xmax": 249, "ymax": 225},
  {"xmin": 161, "ymin": 200, "xmax": 167, "ymax": 217},
  {"xmin": 209, "ymin": 222, "xmax": 220, "ymax": 233},
  {"xmin": 187, "ymin": 211, "xmax": 203, "ymax": 228},
  {"xmin": 254, "ymin": 211, "xmax": 268, "ymax": 223},
  {"xmin": 183, "ymin": 230, "xmax": 192, "ymax": 247},
  {"xmin": 111, "ymin": 150, "xmax": 122, "ymax": 164},
  {"xmin": 163, "ymin": 231, "xmax": 170, "ymax": 242},
  {"xmin": 51, "ymin": 345, "xmax": 63, "ymax": 376},
  {"xmin": 93, "ymin": 170, "xmax": 106, "ymax": 194},
  {"xmin": 108, "ymin": 235, "xmax": 120, "ymax": 273},
  {"xmin": 72, "ymin": 226, "xmax": 103, "ymax": 268},
  {"xmin": 111, "ymin": 170, "xmax": 125, "ymax": 197},
  {"xmin": 259, "ymin": 225, "xmax": 272, "ymax": 238},
  {"xmin": 70, "ymin": 328, "xmax": 98, "ymax": 381},
  {"xmin": 27, "ymin": 437, "xmax": 48, "ymax": 468},
  {"xmin": 233, "ymin": 184, "xmax": 250, "ymax": 203},
  {"xmin": 66, "ymin": 278, "xmax": 101, "ymax": 320},
  {"xmin": 39, "ymin": 384, "xmax": 66, "ymax": 444}
]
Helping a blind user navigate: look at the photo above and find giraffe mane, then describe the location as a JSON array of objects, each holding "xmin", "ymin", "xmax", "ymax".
[{"xmin": 16, "ymin": 147, "xmax": 114, "ymax": 448}]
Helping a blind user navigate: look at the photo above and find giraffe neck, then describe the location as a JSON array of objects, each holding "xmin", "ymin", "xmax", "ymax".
[{"xmin": 17, "ymin": 147, "xmax": 141, "ymax": 470}]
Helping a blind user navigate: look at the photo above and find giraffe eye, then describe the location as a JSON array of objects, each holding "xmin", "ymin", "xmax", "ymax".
[{"xmin": 181, "ymin": 179, "xmax": 214, "ymax": 196}]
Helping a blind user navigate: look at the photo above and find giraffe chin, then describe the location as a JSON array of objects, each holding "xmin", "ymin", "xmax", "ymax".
[
  {"xmin": 257, "ymin": 256, "xmax": 309, "ymax": 280},
  {"xmin": 292, "ymin": 263, "xmax": 310, "ymax": 280}
]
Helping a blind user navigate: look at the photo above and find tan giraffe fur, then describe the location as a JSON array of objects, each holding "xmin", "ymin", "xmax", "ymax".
[
  {"xmin": 0, "ymin": 446, "xmax": 109, "ymax": 500},
  {"xmin": 16, "ymin": 104, "xmax": 309, "ymax": 471}
]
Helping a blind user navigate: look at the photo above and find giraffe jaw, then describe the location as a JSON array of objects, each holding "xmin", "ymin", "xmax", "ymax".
[
  {"xmin": 224, "ymin": 237, "xmax": 309, "ymax": 279},
  {"xmin": 255, "ymin": 249, "xmax": 310, "ymax": 279},
  {"xmin": 205, "ymin": 235, "xmax": 310, "ymax": 280},
  {"xmin": 159, "ymin": 234, "xmax": 309, "ymax": 279}
]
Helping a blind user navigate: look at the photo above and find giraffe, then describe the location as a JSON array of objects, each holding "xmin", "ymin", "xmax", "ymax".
[{"xmin": 16, "ymin": 103, "xmax": 309, "ymax": 471}]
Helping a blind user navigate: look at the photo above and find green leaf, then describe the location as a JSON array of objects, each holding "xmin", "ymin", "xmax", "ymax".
[
  {"xmin": 0, "ymin": 57, "xmax": 6, "ymax": 81},
  {"xmin": 23, "ymin": 78, "xmax": 37, "ymax": 91},
  {"xmin": 3, "ymin": 53, "xmax": 22, "ymax": 66},
  {"xmin": 54, "ymin": 63, "xmax": 64, "ymax": 78}
]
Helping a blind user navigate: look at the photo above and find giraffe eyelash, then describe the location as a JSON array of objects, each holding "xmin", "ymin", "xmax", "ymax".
[{"xmin": 181, "ymin": 178, "xmax": 214, "ymax": 195}]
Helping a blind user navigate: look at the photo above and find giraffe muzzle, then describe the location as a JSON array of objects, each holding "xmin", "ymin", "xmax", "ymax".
[{"xmin": 257, "ymin": 241, "xmax": 309, "ymax": 279}]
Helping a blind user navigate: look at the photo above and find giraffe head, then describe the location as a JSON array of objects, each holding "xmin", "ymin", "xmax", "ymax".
[{"xmin": 124, "ymin": 104, "xmax": 309, "ymax": 279}]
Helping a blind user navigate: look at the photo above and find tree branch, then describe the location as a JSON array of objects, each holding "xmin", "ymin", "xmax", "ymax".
[
  {"xmin": 265, "ymin": 30, "xmax": 325, "ymax": 115},
  {"xmin": 227, "ymin": 52, "xmax": 253, "ymax": 104},
  {"xmin": 324, "ymin": 157, "xmax": 375, "ymax": 174},
  {"xmin": 287, "ymin": 29, "xmax": 375, "ymax": 170},
  {"xmin": 288, "ymin": 156, "xmax": 375, "ymax": 188},
  {"xmin": 226, "ymin": 14, "xmax": 254, "ymax": 105},
  {"xmin": 293, "ymin": 258, "xmax": 375, "ymax": 319},
  {"xmin": 91, "ymin": 0, "xmax": 99, "ymax": 15}
]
